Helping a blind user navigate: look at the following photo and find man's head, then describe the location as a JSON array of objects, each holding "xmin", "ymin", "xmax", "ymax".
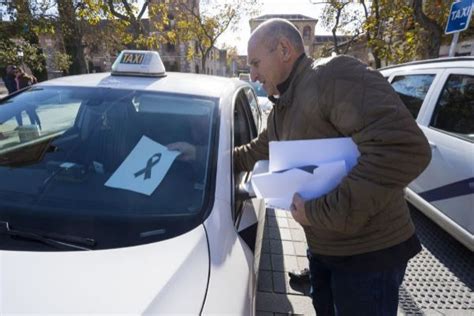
[
  {"xmin": 6, "ymin": 65, "xmax": 17, "ymax": 76},
  {"xmin": 247, "ymin": 18, "xmax": 305, "ymax": 96}
]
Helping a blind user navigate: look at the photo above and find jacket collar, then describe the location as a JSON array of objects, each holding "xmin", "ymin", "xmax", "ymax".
[{"xmin": 268, "ymin": 54, "xmax": 312, "ymax": 107}]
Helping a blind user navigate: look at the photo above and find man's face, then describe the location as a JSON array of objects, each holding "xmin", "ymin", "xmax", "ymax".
[
  {"xmin": 247, "ymin": 39, "xmax": 285, "ymax": 96},
  {"xmin": 6, "ymin": 66, "xmax": 16, "ymax": 76}
]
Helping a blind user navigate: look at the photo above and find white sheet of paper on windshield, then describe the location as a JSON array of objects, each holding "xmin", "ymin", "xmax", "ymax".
[
  {"xmin": 105, "ymin": 135, "xmax": 180, "ymax": 195},
  {"xmin": 251, "ymin": 160, "xmax": 347, "ymax": 210},
  {"xmin": 269, "ymin": 137, "xmax": 360, "ymax": 173}
]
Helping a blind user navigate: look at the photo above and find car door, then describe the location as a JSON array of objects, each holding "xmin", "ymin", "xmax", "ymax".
[
  {"xmin": 414, "ymin": 68, "xmax": 474, "ymax": 238},
  {"xmin": 232, "ymin": 89, "xmax": 265, "ymax": 254}
]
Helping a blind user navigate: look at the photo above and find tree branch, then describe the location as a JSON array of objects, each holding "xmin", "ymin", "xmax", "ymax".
[
  {"xmin": 412, "ymin": 0, "xmax": 442, "ymax": 34},
  {"xmin": 137, "ymin": 0, "xmax": 149, "ymax": 20},
  {"xmin": 106, "ymin": 0, "xmax": 130, "ymax": 22},
  {"xmin": 121, "ymin": 0, "xmax": 134, "ymax": 19},
  {"xmin": 342, "ymin": 29, "xmax": 360, "ymax": 54}
]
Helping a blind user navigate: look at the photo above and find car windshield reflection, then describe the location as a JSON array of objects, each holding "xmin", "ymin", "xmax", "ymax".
[{"xmin": 0, "ymin": 86, "xmax": 218, "ymax": 250}]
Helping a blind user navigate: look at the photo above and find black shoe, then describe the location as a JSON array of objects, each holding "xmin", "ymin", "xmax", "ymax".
[{"xmin": 288, "ymin": 268, "xmax": 310, "ymax": 283}]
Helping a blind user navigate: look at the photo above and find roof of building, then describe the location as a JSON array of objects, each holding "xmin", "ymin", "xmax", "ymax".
[
  {"xmin": 250, "ymin": 14, "xmax": 317, "ymax": 22},
  {"xmin": 314, "ymin": 35, "xmax": 353, "ymax": 43}
]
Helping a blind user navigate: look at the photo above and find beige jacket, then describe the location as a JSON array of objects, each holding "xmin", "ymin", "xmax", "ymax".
[{"xmin": 235, "ymin": 55, "xmax": 431, "ymax": 256}]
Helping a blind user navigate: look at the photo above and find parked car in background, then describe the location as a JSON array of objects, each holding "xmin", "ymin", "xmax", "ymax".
[
  {"xmin": 238, "ymin": 73, "xmax": 251, "ymax": 82},
  {"xmin": 0, "ymin": 50, "xmax": 266, "ymax": 314},
  {"xmin": 380, "ymin": 57, "xmax": 474, "ymax": 251}
]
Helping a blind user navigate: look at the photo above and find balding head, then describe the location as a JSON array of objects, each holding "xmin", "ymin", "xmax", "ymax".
[
  {"xmin": 249, "ymin": 18, "xmax": 304, "ymax": 54},
  {"xmin": 247, "ymin": 18, "xmax": 305, "ymax": 96}
]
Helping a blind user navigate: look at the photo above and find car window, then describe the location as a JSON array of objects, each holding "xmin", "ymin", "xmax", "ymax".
[
  {"xmin": 0, "ymin": 87, "xmax": 81, "ymax": 150},
  {"xmin": 391, "ymin": 74, "xmax": 435, "ymax": 118},
  {"xmin": 0, "ymin": 86, "xmax": 218, "ymax": 251},
  {"xmin": 250, "ymin": 81, "xmax": 267, "ymax": 98},
  {"xmin": 233, "ymin": 90, "xmax": 256, "ymax": 223},
  {"xmin": 234, "ymin": 90, "xmax": 257, "ymax": 147},
  {"xmin": 244, "ymin": 87, "xmax": 261, "ymax": 131},
  {"xmin": 429, "ymin": 74, "xmax": 474, "ymax": 142}
]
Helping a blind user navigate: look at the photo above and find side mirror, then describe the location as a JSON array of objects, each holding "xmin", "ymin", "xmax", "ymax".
[{"xmin": 235, "ymin": 181, "xmax": 255, "ymax": 201}]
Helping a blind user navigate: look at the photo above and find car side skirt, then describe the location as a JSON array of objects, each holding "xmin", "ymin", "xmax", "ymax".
[{"xmin": 405, "ymin": 188, "xmax": 474, "ymax": 251}]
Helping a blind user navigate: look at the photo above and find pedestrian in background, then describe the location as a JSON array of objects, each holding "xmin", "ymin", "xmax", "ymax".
[
  {"xmin": 14, "ymin": 67, "xmax": 37, "ymax": 91},
  {"xmin": 5, "ymin": 67, "xmax": 41, "ymax": 129},
  {"xmin": 3, "ymin": 65, "xmax": 18, "ymax": 94},
  {"xmin": 233, "ymin": 18, "xmax": 431, "ymax": 316}
]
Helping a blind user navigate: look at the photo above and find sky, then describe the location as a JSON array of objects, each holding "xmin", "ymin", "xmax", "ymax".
[{"xmin": 216, "ymin": 0, "xmax": 331, "ymax": 55}]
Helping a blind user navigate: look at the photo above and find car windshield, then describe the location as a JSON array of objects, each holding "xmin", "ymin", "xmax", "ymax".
[
  {"xmin": 0, "ymin": 86, "xmax": 218, "ymax": 251},
  {"xmin": 250, "ymin": 82, "xmax": 267, "ymax": 97}
]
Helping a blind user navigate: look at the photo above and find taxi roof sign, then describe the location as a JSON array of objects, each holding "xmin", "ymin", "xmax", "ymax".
[{"xmin": 111, "ymin": 50, "xmax": 166, "ymax": 77}]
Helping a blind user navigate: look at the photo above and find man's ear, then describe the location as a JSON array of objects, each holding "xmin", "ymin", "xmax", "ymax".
[{"xmin": 279, "ymin": 37, "xmax": 292, "ymax": 62}]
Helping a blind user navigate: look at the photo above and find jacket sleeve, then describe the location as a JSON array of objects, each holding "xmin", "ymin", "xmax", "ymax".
[
  {"xmin": 304, "ymin": 60, "xmax": 431, "ymax": 235},
  {"xmin": 234, "ymin": 127, "xmax": 270, "ymax": 173}
]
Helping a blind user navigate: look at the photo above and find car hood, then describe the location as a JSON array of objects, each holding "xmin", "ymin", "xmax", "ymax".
[{"xmin": 0, "ymin": 224, "xmax": 209, "ymax": 315}]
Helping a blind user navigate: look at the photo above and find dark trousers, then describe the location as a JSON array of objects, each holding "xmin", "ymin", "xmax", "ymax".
[{"xmin": 308, "ymin": 252, "xmax": 406, "ymax": 316}]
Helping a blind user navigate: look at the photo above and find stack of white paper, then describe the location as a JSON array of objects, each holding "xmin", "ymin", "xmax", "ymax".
[{"xmin": 250, "ymin": 138, "xmax": 360, "ymax": 210}]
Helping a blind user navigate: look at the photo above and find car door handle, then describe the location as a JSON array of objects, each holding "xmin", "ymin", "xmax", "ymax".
[{"xmin": 428, "ymin": 141, "xmax": 437, "ymax": 149}]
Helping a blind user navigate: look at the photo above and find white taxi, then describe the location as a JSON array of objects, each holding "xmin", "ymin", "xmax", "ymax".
[
  {"xmin": 380, "ymin": 57, "xmax": 474, "ymax": 251},
  {"xmin": 0, "ymin": 50, "xmax": 265, "ymax": 314}
]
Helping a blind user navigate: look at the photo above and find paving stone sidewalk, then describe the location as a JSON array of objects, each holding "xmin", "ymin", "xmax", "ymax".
[
  {"xmin": 255, "ymin": 207, "xmax": 474, "ymax": 316},
  {"xmin": 255, "ymin": 208, "xmax": 315, "ymax": 316}
]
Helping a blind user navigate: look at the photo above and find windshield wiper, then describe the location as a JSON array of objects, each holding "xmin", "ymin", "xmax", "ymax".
[{"xmin": 0, "ymin": 221, "xmax": 96, "ymax": 251}]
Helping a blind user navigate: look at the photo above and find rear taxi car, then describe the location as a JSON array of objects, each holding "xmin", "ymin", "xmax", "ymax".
[
  {"xmin": 380, "ymin": 57, "xmax": 473, "ymax": 251},
  {"xmin": 0, "ymin": 50, "xmax": 265, "ymax": 314}
]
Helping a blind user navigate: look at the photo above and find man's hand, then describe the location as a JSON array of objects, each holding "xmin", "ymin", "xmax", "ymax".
[
  {"xmin": 290, "ymin": 193, "xmax": 311, "ymax": 226},
  {"xmin": 167, "ymin": 142, "xmax": 196, "ymax": 161}
]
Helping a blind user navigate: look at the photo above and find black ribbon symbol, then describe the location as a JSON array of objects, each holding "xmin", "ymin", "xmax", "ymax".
[{"xmin": 134, "ymin": 153, "xmax": 162, "ymax": 180}]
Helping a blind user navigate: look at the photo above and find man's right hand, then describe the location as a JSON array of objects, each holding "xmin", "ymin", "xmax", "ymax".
[{"xmin": 167, "ymin": 142, "xmax": 196, "ymax": 161}]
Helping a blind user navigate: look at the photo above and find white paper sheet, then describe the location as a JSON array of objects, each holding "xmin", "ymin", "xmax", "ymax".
[
  {"xmin": 105, "ymin": 136, "xmax": 180, "ymax": 195},
  {"xmin": 248, "ymin": 138, "xmax": 360, "ymax": 210},
  {"xmin": 251, "ymin": 160, "xmax": 347, "ymax": 210},
  {"xmin": 269, "ymin": 137, "xmax": 360, "ymax": 173}
]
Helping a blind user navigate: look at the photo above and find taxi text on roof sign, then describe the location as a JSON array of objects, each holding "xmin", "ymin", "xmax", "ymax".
[
  {"xmin": 111, "ymin": 50, "xmax": 166, "ymax": 77},
  {"xmin": 120, "ymin": 52, "xmax": 145, "ymax": 65}
]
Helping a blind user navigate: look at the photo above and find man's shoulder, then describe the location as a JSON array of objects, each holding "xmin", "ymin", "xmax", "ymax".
[
  {"xmin": 312, "ymin": 55, "xmax": 367, "ymax": 70},
  {"xmin": 312, "ymin": 55, "xmax": 375, "ymax": 83}
]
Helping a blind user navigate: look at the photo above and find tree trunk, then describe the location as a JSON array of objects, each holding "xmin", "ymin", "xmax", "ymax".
[
  {"xmin": 13, "ymin": 0, "xmax": 48, "ymax": 81},
  {"xmin": 58, "ymin": 0, "xmax": 88, "ymax": 74},
  {"xmin": 331, "ymin": 7, "xmax": 342, "ymax": 55},
  {"xmin": 412, "ymin": 0, "xmax": 443, "ymax": 58},
  {"xmin": 201, "ymin": 56, "xmax": 206, "ymax": 75},
  {"xmin": 361, "ymin": 0, "xmax": 382, "ymax": 68}
]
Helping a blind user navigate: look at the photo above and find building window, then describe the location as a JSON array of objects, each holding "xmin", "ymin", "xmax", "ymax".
[{"xmin": 303, "ymin": 26, "xmax": 311, "ymax": 41}]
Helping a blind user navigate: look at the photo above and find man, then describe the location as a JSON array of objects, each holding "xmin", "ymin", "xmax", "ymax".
[
  {"xmin": 3, "ymin": 65, "xmax": 18, "ymax": 94},
  {"xmin": 233, "ymin": 19, "xmax": 431, "ymax": 315}
]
